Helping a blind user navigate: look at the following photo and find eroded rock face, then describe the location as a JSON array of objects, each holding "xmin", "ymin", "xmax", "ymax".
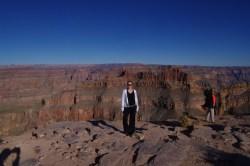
[
  {"xmin": 182, "ymin": 66, "xmax": 250, "ymax": 115},
  {"xmin": 0, "ymin": 64, "xmax": 250, "ymax": 136},
  {"xmin": 0, "ymin": 110, "xmax": 38, "ymax": 136}
]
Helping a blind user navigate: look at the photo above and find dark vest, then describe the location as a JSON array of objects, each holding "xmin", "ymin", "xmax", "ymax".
[{"xmin": 127, "ymin": 90, "xmax": 135, "ymax": 106}]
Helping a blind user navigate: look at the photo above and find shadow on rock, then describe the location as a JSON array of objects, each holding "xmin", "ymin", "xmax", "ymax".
[
  {"xmin": 205, "ymin": 124, "xmax": 225, "ymax": 132},
  {"xmin": 240, "ymin": 124, "xmax": 250, "ymax": 128},
  {"xmin": 204, "ymin": 147, "xmax": 250, "ymax": 166},
  {"xmin": 0, "ymin": 147, "xmax": 21, "ymax": 166},
  {"xmin": 135, "ymin": 127, "xmax": 147, "ymax": 134},
  {"xmin": 88, "ymin": 120, "xmax": 123, "ymax": 133},
  {"xmin": 181, "ymin": 125, "xmax": 194, "ymax": 137},
  {"xmin": 150, "ymin": 120, "xmax": 181, "ymax": 128}
]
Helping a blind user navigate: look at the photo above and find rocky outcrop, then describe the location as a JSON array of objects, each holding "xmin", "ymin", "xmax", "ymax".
[{"xmin": 1, "ymin": 116, "xmax": 250, "ymax": 166}]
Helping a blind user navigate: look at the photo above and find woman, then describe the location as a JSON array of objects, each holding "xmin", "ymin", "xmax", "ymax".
[{"xmin": 121, "ymin": 80, "xmax": 139, "ymax": 136}]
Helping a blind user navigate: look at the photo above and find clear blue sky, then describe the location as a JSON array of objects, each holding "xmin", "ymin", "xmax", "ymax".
[{"xmin": 0, "ymin": 0, "xmax": 250, "ymax": 66}]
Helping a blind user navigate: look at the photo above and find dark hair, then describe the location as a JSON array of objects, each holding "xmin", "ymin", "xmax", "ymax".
[{"xmin": 127, "ymin": 80, "xmax": 133, "ymax": 84}]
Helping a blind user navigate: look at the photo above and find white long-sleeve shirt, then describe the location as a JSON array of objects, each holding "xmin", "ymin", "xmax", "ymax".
[{"xmin": 121, "ymin": 89, "xmax": 139, "ymax": 112}]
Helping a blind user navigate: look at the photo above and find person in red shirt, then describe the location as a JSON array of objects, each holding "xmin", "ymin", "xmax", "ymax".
[
  {"xmin": 205, "ymin": 88, "xmax": 215, "ymax": 123},
  {"xmin": 213, "ymin": 93, "xmax": 216, "ymax": 109}
]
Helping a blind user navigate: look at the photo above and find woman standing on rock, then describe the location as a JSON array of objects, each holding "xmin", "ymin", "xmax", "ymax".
[{"xmin": 121, "ymin": 80, "xmax": 139, "ymax": 136}]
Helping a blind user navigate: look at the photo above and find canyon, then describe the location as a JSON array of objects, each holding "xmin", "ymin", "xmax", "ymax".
[{"xmin": 0, "ymin": 64, "xmax": 250, "ymax": 136}]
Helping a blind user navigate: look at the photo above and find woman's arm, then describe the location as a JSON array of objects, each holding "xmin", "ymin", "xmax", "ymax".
[
  {"xmin": 121, "ymin": 89, "xmax": 125, "ymax": 112},
  {"xmin": 134, "ymin": 90, "xmax": 139, "ymax": 112}
]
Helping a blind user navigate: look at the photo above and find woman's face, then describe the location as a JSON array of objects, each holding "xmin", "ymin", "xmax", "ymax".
[{"xmin": 127, "ymin": 82, "xmax": 133, "ymax": 89}]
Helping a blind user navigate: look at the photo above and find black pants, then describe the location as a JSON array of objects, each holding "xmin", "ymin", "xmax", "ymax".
[{"xmin": 123, "ymin": 106, "xmax": 137, "ymax": 135}]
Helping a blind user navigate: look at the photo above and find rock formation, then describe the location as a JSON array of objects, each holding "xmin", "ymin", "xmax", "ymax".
[
  {"xmin": 0, "ymin": 64, "xmax": 249, "ymax": 136},
  {"xmin": 1, "ymin": 116, "xmax": 250, "ymax": 166}
]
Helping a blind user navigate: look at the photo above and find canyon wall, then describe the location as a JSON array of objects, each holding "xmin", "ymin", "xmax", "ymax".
[
  {"xmin": 182, "ymin": 66, "xmax": 250, "ymax": 115},
  {"xmin": 0, "ymin": 64, "xmax": 249, "ymax": 136}
]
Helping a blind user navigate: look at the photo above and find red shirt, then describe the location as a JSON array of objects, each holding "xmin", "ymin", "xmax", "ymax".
[{"xmin": 212, "ymin": 95, "xmax": 216, "ymax": 107}]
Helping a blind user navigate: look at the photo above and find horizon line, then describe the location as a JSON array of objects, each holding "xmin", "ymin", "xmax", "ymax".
[{"xmin": 0, "ymin": 63, "xmax": 250, "ymax": 68}]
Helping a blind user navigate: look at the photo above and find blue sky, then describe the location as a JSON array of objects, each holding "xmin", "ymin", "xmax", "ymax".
[{"xmin": 0, "ymin": 0, "xmax": 250, "ymax": 66}]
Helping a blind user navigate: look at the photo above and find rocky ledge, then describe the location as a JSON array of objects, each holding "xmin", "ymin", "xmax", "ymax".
[{"xmin": 1, "ymin": 115, "xmax": 250, "ymax": 166}]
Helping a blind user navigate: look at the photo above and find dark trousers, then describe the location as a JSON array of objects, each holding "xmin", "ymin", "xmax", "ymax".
[{"xmin": 123, "ymin": 106, "xmax": 137, "ymax": 135}]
